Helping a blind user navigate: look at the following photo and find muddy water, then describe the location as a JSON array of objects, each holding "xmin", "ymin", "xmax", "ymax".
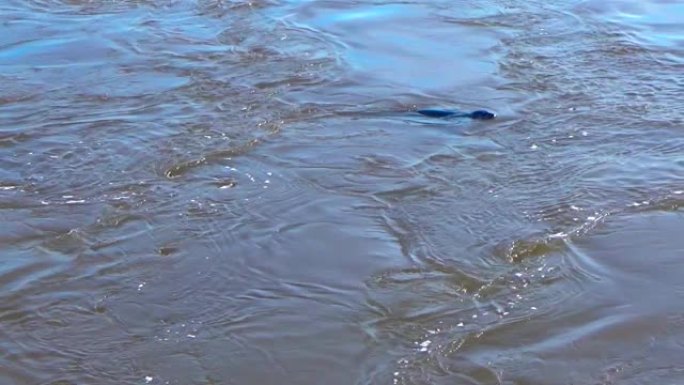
[{"xmin": 1, "ymin": 0, "xmax": 683, "ymax": 384}]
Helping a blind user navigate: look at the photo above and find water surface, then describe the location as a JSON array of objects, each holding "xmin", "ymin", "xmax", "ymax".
[{"xmin": 1, "ymin": 0, "xmax": 683, "ymax": 384}]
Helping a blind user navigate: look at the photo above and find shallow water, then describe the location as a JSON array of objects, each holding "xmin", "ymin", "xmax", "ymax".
[{"xmin": 1, "ymin": 0, "xmax": 683, "ymax": 384}]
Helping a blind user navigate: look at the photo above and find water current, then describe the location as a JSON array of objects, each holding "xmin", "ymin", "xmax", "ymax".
[{"xmin": 1, "ymin": 0, "xmax": 683, "ymax": 384}]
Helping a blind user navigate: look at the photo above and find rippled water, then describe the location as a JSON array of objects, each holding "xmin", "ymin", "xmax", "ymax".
[{"xmin": 1, "ymin": 0, "xmax": 683, "ymax": 384}]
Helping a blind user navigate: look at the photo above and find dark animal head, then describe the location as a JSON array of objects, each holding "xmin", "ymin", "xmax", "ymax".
[{"xmin": 469, "ymin": 110, "xmax": 496, "ymax": 120}]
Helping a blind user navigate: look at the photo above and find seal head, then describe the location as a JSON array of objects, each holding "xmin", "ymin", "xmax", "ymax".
[{"xmin": 469, "ymin": 110, "xmax": 496, "ymax": 120}]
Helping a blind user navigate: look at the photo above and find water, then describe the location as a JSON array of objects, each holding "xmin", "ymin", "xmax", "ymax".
[{"xmin": 1, "ymin": 0, "xmax": 683, "ymax": 384}]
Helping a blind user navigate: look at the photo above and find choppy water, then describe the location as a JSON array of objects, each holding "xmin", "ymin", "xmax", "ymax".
[{"xmin": 1, "ymin": 0, "xmax": 683, "ymax": 384}]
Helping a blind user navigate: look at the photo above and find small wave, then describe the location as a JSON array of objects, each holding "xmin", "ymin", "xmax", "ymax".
[{"xmin": 162, "ymin": 139, "xmax": 259, "ymax": 179}]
